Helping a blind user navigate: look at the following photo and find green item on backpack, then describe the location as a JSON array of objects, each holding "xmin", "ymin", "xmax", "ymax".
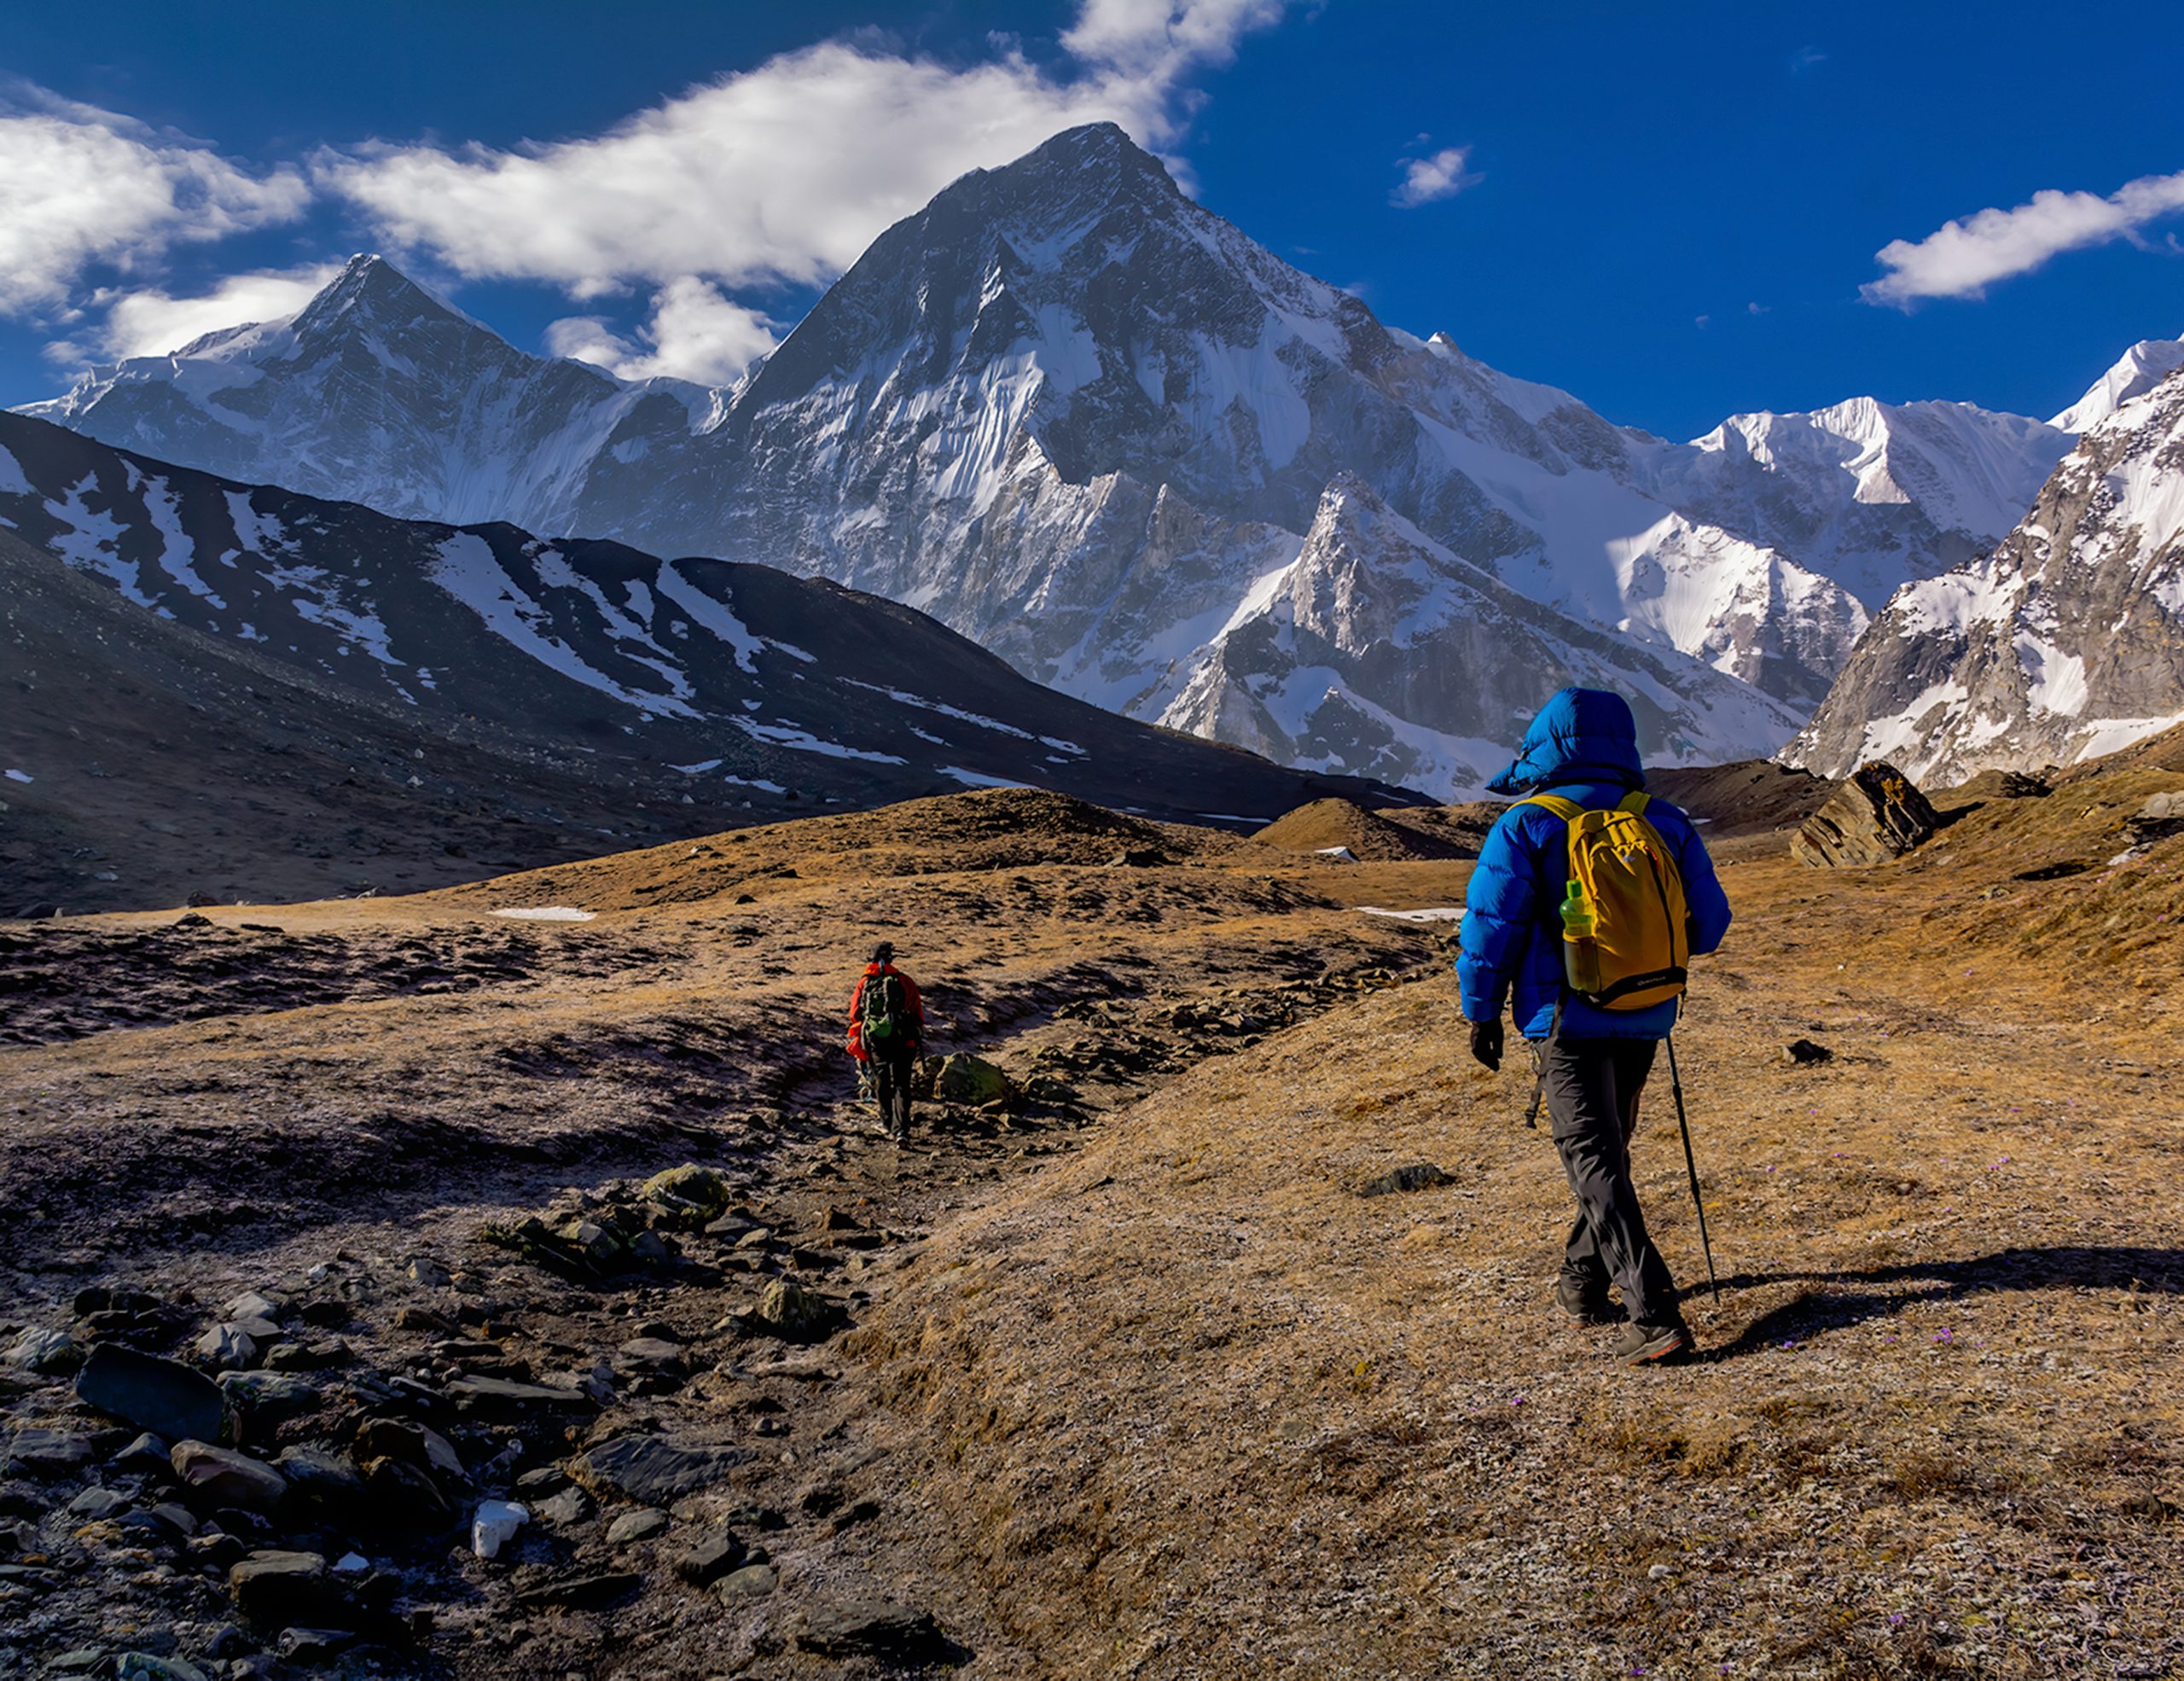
[{"xmin": 1558, "ymin": 878, "xmax": 1601, "ymax": 995}]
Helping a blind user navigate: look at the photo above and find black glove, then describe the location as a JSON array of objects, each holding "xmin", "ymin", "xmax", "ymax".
[{"xmin": 1469, "ymin": 1018, "xmax": 1503, "ymax": 1072}]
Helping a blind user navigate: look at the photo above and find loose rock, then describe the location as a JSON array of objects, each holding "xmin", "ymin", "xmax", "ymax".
[
  {"xmin": 605, "ymin": 1507, "xmax": 669, "ymax": 1544},
  {"xmin": 76, "ymin": 1345, "xmax": 228, "ymax": 1445},
  {"xmin": 171, "ymin": 1441, "xmax": 288, "ymax": 1514},
  {"xmin": 575, "ymin": 1435, "xmax": 752, "ymax": 1504},
  {"xmin": 1358, "ymin": 1162, "xmax": 1454, "ymax": 1197}
]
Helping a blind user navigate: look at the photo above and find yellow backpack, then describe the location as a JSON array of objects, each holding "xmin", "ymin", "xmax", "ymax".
[{"xmin": 1520, "ymin": 792, "xmax": 1689, "ymax": 1010}]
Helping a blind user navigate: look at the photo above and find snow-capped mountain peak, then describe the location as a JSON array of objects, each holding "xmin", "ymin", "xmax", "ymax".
[
  {"xmin": 9, "ymin": 125, "xmax": 2156, "ymax": 794},
  {"xmin": 1790, "ymin": 364, "xmax": 2184, "ymax": 782},
  {"xmin": 2048, "ymin": 334, "xmax": 2184, "ymax": 432}
]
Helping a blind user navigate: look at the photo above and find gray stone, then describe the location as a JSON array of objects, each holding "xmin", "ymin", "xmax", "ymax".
[
  {"xmin": 674, "ymin": 1527, "xmax": 746, "ymax": 1586},
  {"xmin": 227, "ymin": 1549, "xmax": 328, "ymax": 1622},
  {"xmin": 171, "ymin": 1441, "xmax": 288, "ymax": 1513},
  {"xmin": 276, "ymin": 1628, "xmax": 357, "ymax": 1662},
  {"xmin": 444, "ymin": 1376, "xmax": 596, "ymax": 1416},
  {"xmin": 717, "ymin": 1562, "xmax": 778, "ymax": 1602},
  {"xmin": 115, "ymin": 1656, "xmax": 213, "ymax": 1681},
  {"xmin": 1358, "ymin": 1161, "xmax": 1453, "ymax": 1196},
  {"xmin": 195, "ymin": 1324, "xmax": 258, "ymax": 1370},
  {"xmin": 405, "ymin": 1258, "xmax": 451, "ymax": 1288},
  {"xmin": 535, "ymin": 1486, "xmax": 594, "ymax": 1528},
  {"xmin": 575, "ymin": 1435, "xmax": 752, "ymax": 1504},
  {"xmin": 614, "ymin": 1336, "xmax": 685, "ymax": 1371},
  {"xmin": 222, "ymin": 1292, "xmax": 284, "ymax": 1324},
  {"xmin": 67, "ymin": 1486, "xmax": 131, "ymax": 1519},
  {"xmin": 271, "ymin": 1445, "xmax": 365, "ymax": 1510},
  {"xmin": 3, "ymin": 1326, "xmax": 78, "ymax": 1374},
  {"xmin": 514, "ymin": 1570, "xmax": 640, "ymax": 1609},
  {"xmin": 604, "ymin": 1507, "xmax": 669, "ymax": 1544},
  {"xmin": 5, "ymin": 1427, "xmax": 97, "ymax": 1475},
  {"xmin": 78, "ymin": 1345, "xmax": 229, "ymax": 1445},
  {"xmin": 113, "ymin": 1431, "xmax": 174, "ymax": 1474},
  {"xmin": 218, "ymin": 1370, "xmax": 319, "ymax": 1425},
  {"xmin": 796, "ymin": 1597, "xmax": 949, "ymax": 1659}
]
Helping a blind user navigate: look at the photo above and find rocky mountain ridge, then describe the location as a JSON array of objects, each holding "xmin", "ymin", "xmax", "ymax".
[
  {"xmin": 21, "ymin": 127, "xmax": 2170, "ymax": 793},
  {"xmin": 1788, "ymin": 366, "xmax": 2184, "ymax": 782},
  {"xmin": 0, "ymin": 410, "xmax": 1414, "ymax": 914}
]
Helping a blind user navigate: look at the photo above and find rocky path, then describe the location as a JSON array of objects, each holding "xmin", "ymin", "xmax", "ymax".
[{"xmin": 0, "ymin": 831, "xmax": 1446, "ymax": 1680}]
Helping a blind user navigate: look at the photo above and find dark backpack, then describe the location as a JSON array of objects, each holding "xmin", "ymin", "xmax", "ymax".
[{"xmin": 863, "ymin": 969, "xmax": 912, "ymax": 1049}]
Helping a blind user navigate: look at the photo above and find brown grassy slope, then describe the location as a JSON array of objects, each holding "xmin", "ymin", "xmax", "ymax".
[
  {"xmin": 836, "ymin": 806, "xmax": 2184, "ymax": 1678},
  {"xmin": 1253, "ymin": 799, "xmax": 1470, "ymax": 862}
]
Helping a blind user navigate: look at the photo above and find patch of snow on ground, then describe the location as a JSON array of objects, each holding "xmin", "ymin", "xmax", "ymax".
[
  {"xmin": 940, "ymin": 767, "xmax": 1036, "ymax": 788},
  {"xmin": 731, "ymin": 718, "xmax": 906, "ymax": 764},
  {"xmin": 491, "ymin": 906, "xmax": 595, "ymax": 922},
  {"xmin": 4, "ymin": 768, "xmax": 32, "ymax": 783},
  {"xmin": 1357, "ymin": 905, "xmax": 1463, "ymax": 922}
]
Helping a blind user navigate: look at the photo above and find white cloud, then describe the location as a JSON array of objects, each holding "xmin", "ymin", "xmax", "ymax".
[
  {"xmin": 90, "ymin": 264, "xmax": 342, "ymax": 359},
  {"xmin": 1391, "ymin": 145, "xmax": 1477, "ymax": 209},
  {"xmin": 1062, "ymin": 0, "xmax": 1287, "ymax": 80},
  {"xmin": 0, "ymin": 84, "xmax": 308, "ymax": 317},
  {"xmin": 547, "ymin": 276, "xmax": 779, "ymax": 385},
  {"xmin": 1864, "ymin": 169, "xmax": 2184, "ymax": 305},
  {"xmin": 316, "ymin": 3, "xmax": 1291, "ymax": 296}
]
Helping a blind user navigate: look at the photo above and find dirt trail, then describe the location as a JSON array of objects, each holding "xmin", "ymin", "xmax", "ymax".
[{"xmin": 1, "ymin": 784, "xmax": 2180, "ymax": 1679}]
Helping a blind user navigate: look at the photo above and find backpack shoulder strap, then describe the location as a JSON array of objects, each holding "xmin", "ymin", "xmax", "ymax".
[
  {"xmin": 1616, "ymin": 792, "xmax": 1651, "ymax": 816},
  {"xmin": 1519, "ymin": 794, "xmax": 1583, "ymax": 823}
]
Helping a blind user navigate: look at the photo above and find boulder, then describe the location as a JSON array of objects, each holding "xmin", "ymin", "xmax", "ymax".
[
  {"xmin": 195, "ymin": 1324, "xmax": 258, "ymax": 1370},
  {"xmin": 171, "ymin": 1441, "xmax": 288, "ymax": 1514},
  {"xmin": 796, "ymin": 1597, "xmax": 949, "ymax": 1658},
  {"xmin": 717, "ymin": 1562, "xmax": 779, "ymax": 1602},
  {"xmin": 535, "ymin": 1486, "xmax": 594, "ymax": 1528},
  {"xmin": 514, "ymin": 1570, "xmax": 640, "ymax": 1609},
  {"xmin": 6, "ymin": 1428, "xmax": 98, "ymax": 1476},
  {"xmin": 605, "ymin": 1507, "xmax": 668, "ymax": 1544},
  {"xmin": 1792, "ymin": 763, "xmax": 1939, "ymax": 868},
  {"xmin": 2125, "ymin": 789, "xmax": 2184, "ymax": 846},
  {"xmin": 3, "ymin": 1326, "xmax": 79, "ymax": 1375},
  {"xmin": 674, "ymin": 1526, "xmax": 746, "ymax": 1586},
  {"xmin": 754, "ymin": 1278, "xmax": 837, "ymax": 1341},
  {"xmin": 444, "ymin": 1376, "xmax": 596, "ymax": 1417},
  {"xmin": 640, "ymin": 1164, "xmax": 735, "ymax": 1228},
  {"xmin": 76, "ymin": 1345, "xmax": 228, "ymax": 1445},
  {"xmin": 270, "ymin": 1446, "xmax": 365, "ymax": 1512},
  {"xmin": 227, "ymin": 1550, "xmax": 330, "ymax": 1623},
  {"xmin": 1358, "ymin": 1162, "xmax": 1453, "ymax": 1197},
  {"xmin": 218, "ymin": 1371, "xmax": 320, "ymax": 1428},
  {"xmin": 934, "ymin": 1053, "xmax": 1014, "ymax": 1107},
  {"xmin": 574, "ymin": 1435, "xmax": 751, "ymax": 1504}
]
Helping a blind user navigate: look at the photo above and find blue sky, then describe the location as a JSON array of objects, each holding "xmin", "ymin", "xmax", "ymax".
[{"xmin": 4, "ymin": 1, "xmax": 2181, "ymax": 439}]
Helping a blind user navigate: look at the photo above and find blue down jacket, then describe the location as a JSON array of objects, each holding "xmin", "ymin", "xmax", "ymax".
[{"xmin": 1457, "ymin": 688, "xmax": 1733, "ymax": 1040}]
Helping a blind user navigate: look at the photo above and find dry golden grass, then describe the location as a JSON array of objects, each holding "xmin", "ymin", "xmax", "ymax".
[{"xmin": 1, "ymin": 779, "xmax": 2179, "ymax": 1678}]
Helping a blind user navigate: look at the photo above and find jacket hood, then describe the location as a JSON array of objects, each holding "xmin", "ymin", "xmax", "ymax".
[{"xmin": 1484, "ymin": 687, "xmax": 1647, "ymax": 797}]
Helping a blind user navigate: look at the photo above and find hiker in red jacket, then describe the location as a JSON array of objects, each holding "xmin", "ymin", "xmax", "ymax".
[{"xmin": 847, "ymin": 941, "xmax": 925, "ymax": 1138}]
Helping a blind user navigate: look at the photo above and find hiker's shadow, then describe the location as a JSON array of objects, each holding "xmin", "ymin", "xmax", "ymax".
[{"xmin": 1696, "ymin": 1245, "xmax": 2184, "ymax": 1363}]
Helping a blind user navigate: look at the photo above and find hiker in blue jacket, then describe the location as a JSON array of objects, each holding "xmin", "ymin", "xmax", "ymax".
[{"xmin": 1458, "ymin": 687, "xmax": 1733, "ymax": 1364}]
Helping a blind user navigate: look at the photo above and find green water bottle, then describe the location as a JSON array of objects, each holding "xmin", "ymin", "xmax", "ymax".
[{"xmin": 1560, "ymin": 879, "xmax": 1601, "ymax": 995}]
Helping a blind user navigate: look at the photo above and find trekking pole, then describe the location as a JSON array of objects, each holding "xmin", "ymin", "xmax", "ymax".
[{"xmin": 1664, "ymin": 1033, "xmax": 1721, "ymax": 1305}]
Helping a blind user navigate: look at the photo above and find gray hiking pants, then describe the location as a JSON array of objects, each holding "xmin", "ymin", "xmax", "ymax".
[
  {"xmin": 872, "ymin": 1048, "xmax": 917, "ymax": 1137},
  {"xmin": 1537, "ymin": 1036, "xmax": 1682, "ymax": 1329}
]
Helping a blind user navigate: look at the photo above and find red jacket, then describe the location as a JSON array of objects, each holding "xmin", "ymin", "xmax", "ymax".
[{"xmin": 846, "ymin": 963, "xmax": 924, "ymax": 1062}]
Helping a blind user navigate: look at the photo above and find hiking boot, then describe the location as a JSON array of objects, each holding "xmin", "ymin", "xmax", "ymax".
[
  {"xmin": 1615, "ymin": 1321, "xmax": 1694, "ymax": 1366},
  {"xmin": 1553, "ymin": 1273, "xmax": 1622, "ymax": 1325}
]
